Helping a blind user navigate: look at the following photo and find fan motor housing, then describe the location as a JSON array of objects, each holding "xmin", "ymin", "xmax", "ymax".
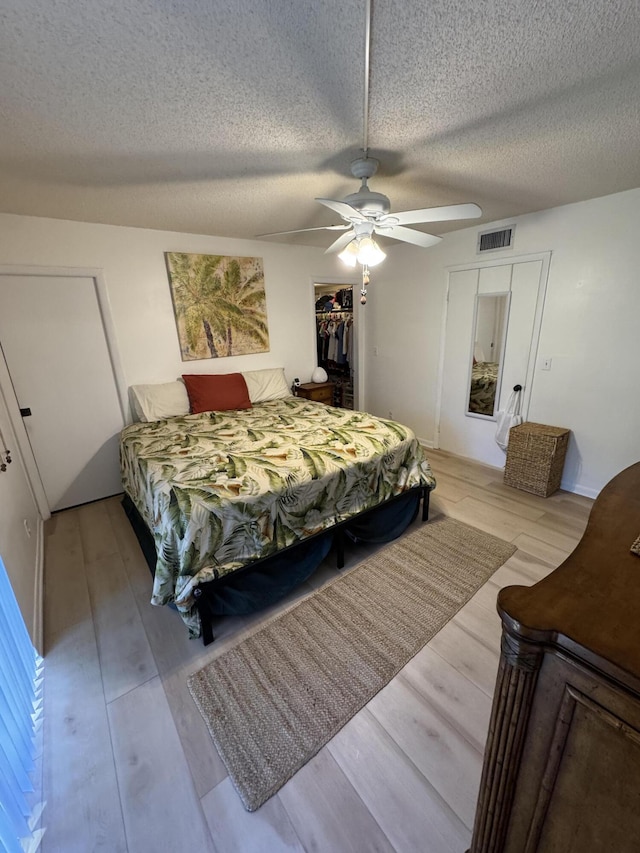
[{"xmin": 343, "ymin": 188, "xmax": 390, "ymax": 216}]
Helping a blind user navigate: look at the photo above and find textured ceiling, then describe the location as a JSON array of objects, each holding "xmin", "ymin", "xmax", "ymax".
[{"xmin": 1, "ymin": 0, "xmax": 640, "ymax": 247}]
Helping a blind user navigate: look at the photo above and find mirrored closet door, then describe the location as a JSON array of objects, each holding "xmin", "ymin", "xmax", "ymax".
[{"xmin": 437, "ymin": 254, "xmax": 550, "ymax": 468}]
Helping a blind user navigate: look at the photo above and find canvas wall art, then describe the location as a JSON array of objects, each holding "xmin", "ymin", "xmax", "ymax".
[{"xmin": 165, "ymin": 252, "xmax": 270, "ymax": 361}]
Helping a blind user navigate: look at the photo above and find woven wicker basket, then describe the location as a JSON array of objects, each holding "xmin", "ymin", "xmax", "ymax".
[{"xmin": 504, "ymin": 422, "xmax": 570, "ymax": 497}]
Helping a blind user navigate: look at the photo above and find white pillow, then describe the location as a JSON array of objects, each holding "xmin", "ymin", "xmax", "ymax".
[
  {"xmin": 241, "ymin": 368, "xmax": 292, "ymax": 403},
  {"xmin": 130, "ymin": 381, "xmax": 190, "ymax": 422}
]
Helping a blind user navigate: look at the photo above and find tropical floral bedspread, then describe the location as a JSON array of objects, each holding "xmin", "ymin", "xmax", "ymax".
[
  {"xmin": 469, "ymin": 361, "xmax": 499, "ymax": 416},
  {"xmin": 120, "ymin": 398, "xmax": 436, "ymax": 636}
]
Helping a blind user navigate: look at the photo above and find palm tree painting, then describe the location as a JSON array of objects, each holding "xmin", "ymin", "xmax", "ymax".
[{"xmin": 165, "ymin": 252, "xmax": 270, "ymax": 361}]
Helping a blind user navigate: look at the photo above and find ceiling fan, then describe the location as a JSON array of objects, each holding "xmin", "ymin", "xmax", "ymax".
[
  {"xmin": 257, "ymin": 0, "xmax": 482, "ymax": 265},
  {"xmin": 258, "ymin": 154, "xmax": 482, "ymax": 264}
]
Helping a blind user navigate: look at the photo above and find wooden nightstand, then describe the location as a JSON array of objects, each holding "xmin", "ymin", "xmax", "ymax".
[{"xmin": 294, "ymin": 381, "xmax": 335, "ymax": 405}]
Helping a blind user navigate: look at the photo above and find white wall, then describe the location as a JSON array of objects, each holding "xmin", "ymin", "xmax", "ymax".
[
  {"xmin": 365, "ymin": 187, "xmax": 640, "ymax": 497},
  {"xmin": 0, "ymin": 214, "xmax": 343, "ymax": 397},
  {"xmin": 0, "ymin": 212, "xmax": 344, "ymax": 647},
  {"xmin": 363, "ymin": 247, "xmax": 445, "ymax": 435}
]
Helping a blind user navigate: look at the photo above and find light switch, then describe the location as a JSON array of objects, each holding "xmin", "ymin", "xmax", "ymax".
[{"xmin": 542, "ymin": 358, "xmax": 552, "ymax": 371}]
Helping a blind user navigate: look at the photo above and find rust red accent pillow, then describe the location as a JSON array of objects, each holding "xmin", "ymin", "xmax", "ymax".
[{"xmin": 182, "ymin": 373, "xmax": 252, "ymax": 414}]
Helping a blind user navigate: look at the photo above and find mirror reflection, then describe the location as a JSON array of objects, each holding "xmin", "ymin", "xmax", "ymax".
[{"xmin": 467, "ymin": 293, "xmax": 509, "ymax": 418}]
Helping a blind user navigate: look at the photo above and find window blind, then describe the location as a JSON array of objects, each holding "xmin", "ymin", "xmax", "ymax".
[{"xmin": 0, "ymin": 558, "xmax": 44, "ymax": 853}]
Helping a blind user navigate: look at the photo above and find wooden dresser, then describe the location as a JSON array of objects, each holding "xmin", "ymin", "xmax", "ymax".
[
  {"xmin": 470, "ymin": 462, "xmax": 640, "ymax": 853},
  {"xmin": 294, "ymin": 381, "xmax": 335, "ymax": 405}
]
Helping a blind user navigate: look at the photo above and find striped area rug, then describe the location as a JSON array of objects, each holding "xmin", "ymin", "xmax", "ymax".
[{"xmin": 188, "ymin": 517, "xmax": 516, "ymax": 811}]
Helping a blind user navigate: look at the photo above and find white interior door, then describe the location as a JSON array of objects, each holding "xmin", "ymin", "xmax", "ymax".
[
  {"xmin": 438, "ymin": 255, "xmax": 549, "ymax": 468},
  {"xmin": 0, "ymin": 275, "xmax": 125, "ymax": 511}
]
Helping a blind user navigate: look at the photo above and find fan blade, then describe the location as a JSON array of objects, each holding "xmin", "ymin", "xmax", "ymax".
[
  {"xmin": 324, "ymin": 231, "xmax": 356, "ymax": 255},
  {"xmin": 315, "ymin": 198, "xmax": 368, "ymax": 222},
  {"xmin": 381, "ymin": 203, "xmax": 482, "ymax": 227},
  {"xmin": 377, "ymin": 225, "xmax": 442, "ymax": 249},
  {"xmin": 256, "ymin": 224, "xmax": 350, "ymax": 238}
]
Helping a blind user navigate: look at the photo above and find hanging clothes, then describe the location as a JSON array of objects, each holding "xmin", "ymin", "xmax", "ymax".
[
  {"xmin": 314, "ymin": 301, "xmax": 356, "ymax": 410},
  {"xmin": 315, "ymin": 311, "xmax": 353, "ymax": 371}
]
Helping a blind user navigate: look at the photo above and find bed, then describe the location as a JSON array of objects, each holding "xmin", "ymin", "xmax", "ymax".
[
  {"xmin": 120, "ymin": 370, "xmax": 436, "ymax": 641},
  {"xmin": 468, "ymin": 361, "xmax": 500, "ymax": 416}
]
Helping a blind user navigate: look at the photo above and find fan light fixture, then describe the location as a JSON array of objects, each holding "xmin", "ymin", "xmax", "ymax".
[
  {"xmin": 338, "ymin": 235, "xmax": 386, "ymax": 268},
  {"xmin": 356, "ymin": 236, "xmax": 386, "ymax": 266},
  {"xmin": 337, "ymin": 240, "xmax": 358, "ymax": 267}
]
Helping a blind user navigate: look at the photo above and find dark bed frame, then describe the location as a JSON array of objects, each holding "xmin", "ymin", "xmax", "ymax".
[{"xmin": 123, "ymin": 484, "xmax": 431, "ymax": 645}]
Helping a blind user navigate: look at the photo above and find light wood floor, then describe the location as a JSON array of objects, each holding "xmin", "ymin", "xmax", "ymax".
[{"xmin": 41, "ymin": 450, "xmax": 593, "ymax": 853}]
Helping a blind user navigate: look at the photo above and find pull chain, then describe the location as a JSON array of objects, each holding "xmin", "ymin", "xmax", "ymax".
[{"xmin": 360, "ymin": 264, "xmax": 370, "ymax": 304}]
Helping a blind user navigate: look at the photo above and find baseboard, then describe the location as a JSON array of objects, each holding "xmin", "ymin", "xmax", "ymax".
[
  {"xmin": 562, "ymin": 481, "xmax": 599, "ymax": 499},
  {"xmin": 425, "ymin": 446, "xmax": 599, "ymax": 498},
  {"xmin": 429, "ymin": 446, "xmax": 506, "ymax": 474},
  {"xmin": 33, "ymin": 516, "xmax": 44, "ymax": 655},
  {"xmin": 418, "ymin": 438, "xmax": 434, "ymax": 449}
]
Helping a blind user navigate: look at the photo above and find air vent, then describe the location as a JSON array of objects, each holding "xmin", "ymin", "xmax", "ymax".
[{"xmin": 477, "ymin": 226, "xmax": 515, "ymax": 253}]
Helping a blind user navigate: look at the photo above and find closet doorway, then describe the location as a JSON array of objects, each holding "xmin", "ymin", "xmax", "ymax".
[{"xmin": 313, "ymin": 281, "xmax": 360, "ymax": 410}]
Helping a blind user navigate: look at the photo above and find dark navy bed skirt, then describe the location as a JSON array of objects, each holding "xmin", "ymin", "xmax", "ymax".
[{"xmin": 122, "ymin": 489, "xmax": 421, "ymax": 618}]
